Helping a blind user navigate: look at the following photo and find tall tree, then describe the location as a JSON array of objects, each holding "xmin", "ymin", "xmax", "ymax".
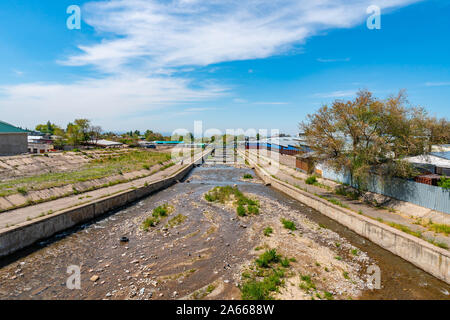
[
  {"xmin": 300, "ymin": 90, "xmax": 431, "ymax": 191},
  {"xmin": 73, "ymin": 119, "xmax": 91, "ymax": 144}
]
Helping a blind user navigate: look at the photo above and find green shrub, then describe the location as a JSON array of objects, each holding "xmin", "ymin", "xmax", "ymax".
[
  {"xmin": 438, "ymin": 176, "xmax": 450, "ymax": 190},
  {"xmin": 256, "ymin": 249, "xmax": 280, "ymax": 268},
  {"xmin": 241, "ymin": 272, "xmax": 282, "ymax": 300},
  {"xmin": 142, "ymin": 217, "xmax": 159, "ymax": 231},
  {"xmin": 237, "ymin": 205, "xmax": 247, "ymax": 217},
  {"xmin": 247, "ymin": 205, "xmax": 259, "ymax": 215},
  {"xmin": 152, "ymin": 204, "xmax": 169, "ymax": 217},
  {"xmin": 281, "ymin": 218, "xmax": 296, "ymax": 231},
  {"xmin": 205, "ymin": 186, "xmax": 260, "ymax": 218},
  {"xmin": 305, "ymin": 175, "xmax": 318, "ymax": 185},
  {"xmin": 243, "ymin": 173, "xmax": 253, "ymax": 179},
  {"xmin": 324, "ymin": 292, "xmax": 334, "ymax": 300}
]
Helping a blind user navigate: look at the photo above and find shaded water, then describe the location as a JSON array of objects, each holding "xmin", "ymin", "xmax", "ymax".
[{"xmin": 0, "ymin": 163, "xmax": 449, "ymax": 300}]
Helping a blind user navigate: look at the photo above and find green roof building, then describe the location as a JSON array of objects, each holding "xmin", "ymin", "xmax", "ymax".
[{"xmin": 0, "ymin": 120, "xmax": 28, "ymax": 156}]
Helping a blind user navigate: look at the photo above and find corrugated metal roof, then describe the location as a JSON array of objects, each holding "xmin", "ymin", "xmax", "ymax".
[
  {"xmin": 405, "ymin": 154, "xmax": 450, "ymax": 168},
  {"xmin": 431, "ymin": 151, "xmax": 450, "ymax": 161},
  {"xmin": 89, "ymin": 139, "xmax": 123, "ymax": 146},
  {"xmin": 0, "ymin": 120, "xmax": 28, "ymax": 133}
]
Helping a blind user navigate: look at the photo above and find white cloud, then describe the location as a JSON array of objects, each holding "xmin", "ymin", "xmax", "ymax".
[
  {"xmin": 0, "ymin": 76, "xmax": 225, "ymax": 130},
  {"xmin": 62, "ymin": 0, "xmax": 419, "ymax": 73},
  {"xmin": 0, "ymin": 0, "xmax": 420, "ymax": 130}
]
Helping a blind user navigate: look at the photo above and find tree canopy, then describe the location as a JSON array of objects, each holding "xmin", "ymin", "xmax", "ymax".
[{"xmin": 300, "ymin": 90, "xmax": 448, "ymax": 191}]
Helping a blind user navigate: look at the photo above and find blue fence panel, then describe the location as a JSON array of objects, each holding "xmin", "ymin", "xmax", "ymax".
[{"xmin": 320, "ymin": 165, "xmax": 450, "ymax": 214}]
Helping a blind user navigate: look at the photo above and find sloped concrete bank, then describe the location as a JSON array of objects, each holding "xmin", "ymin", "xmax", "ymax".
[
  {"xmin": 0, "ymin": 149, "xmax": 212, "ymax": 258},
  {"xmin": 240, "ymin": 150, "xmax": 450, "ymax": 284}
]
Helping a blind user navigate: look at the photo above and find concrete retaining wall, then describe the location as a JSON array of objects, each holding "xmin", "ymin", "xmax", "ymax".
[
  {"xmin": 241, "ymin": 150, "xmax": 450, "ymax": 284},
  {"xmin": 0, "ymin": 149, "xmax": 212, "ymax": 258}
]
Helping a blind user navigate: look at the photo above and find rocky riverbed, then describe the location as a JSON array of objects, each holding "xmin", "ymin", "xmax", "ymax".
[{"xmin": 0, "ymin": 164, "xmax": 449, "ymax": 300}]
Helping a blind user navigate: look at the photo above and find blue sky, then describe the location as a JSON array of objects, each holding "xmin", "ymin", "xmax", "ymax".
[{"xmin": 0, "ymin": 0, "xmax": 449, "ymax": 135}]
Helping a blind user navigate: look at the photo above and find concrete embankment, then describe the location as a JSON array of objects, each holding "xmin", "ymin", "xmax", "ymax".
[
  {"xmin": 0, "ymin": 149, "xmax": 212, "ymax": 258},
  {"xmin": 240, "ymin": 150, "xmax": 450, "ymax": 284}
]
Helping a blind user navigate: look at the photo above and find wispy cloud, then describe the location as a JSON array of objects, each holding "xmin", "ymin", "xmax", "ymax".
[
  {"xmin": 313, "ymin": 90, "xmax": 356, "ymax": 98},
  {"xmin": 62, "ymin": 0, "xmax": 419, "ymax": 74},
  {"xmin": 317, "ymin": 57, "xmax": 351, "ymax": 63},
  {"xmin": 0, "ymin": 76, "xmax": 225, "ymax": 129},
  {"xmin": 424, "ymin": 81, "xmax": 450, "ymax": 87},
  {"xmin": 253, "ymin": 102, "xmax": 289, "ymax": 105},
  {"xmin": 184, "ymin": 107, "xmax": 218, "ymax": 112}
]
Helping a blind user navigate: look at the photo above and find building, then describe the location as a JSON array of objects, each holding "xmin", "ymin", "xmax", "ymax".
[
  {"xmin": 405, "ymin": 153, "xmax": 450, "ymax": 176},
  {"xmin": 28, "ymin": 134, "xmax": 54, "ymax": 154},
  {"xmin": 0, "ymin": 120, "xmax": 28, "ymax": 156},
  {"xmin": 88, "ymin": 139, "xmax": 123, "ymax": 148}
]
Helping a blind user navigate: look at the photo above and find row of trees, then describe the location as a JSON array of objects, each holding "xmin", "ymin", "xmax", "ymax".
[
  {"xmin": 35, "ymin": 119, "xmax": 102, "ymax": 147},
  {"xmin": 300, "ymin": 90, "xmax": 450, "ymax": 191}
]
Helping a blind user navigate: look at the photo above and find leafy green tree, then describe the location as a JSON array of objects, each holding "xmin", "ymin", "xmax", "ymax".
[
  {"xmin": 438, "ymin": 176, "xmax": 450, "ymax": 190},
  {"xmin": 35, "ymin": 121, "xmax": 59, "ymax": 135},
  {"xmin": 300, "ymin": 90, "xmax": 431, "ymax": 191}
]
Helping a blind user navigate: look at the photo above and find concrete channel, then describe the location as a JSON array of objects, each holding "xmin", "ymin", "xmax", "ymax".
[
  {"xmin": 239, "ymin": 149, "xmax": 450, "ymax": 285},
  {"xmin": 0, "ymin": 147, "xmax": 449, "ymax": 300},
  {"xmin": 0, "ymin": 148, "xmax": 213, "ymax": 258}
]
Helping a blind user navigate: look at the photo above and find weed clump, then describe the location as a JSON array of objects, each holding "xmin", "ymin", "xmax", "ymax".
[
  {"xmin": 204, "ymin": 186, "xmax": 260, "ymax": 217},
  {"xmin": 241, "ymin": 249, "xmax": 295, "ymax": 300},
  {"xmin": 142, "ymin": 203, "xmax": 172, "ymax": 231},
  {"xmin": 305, "ymin": 175, "xmax": 317, "ymax": 185},
  {"xmin": 263, "ymin": 227, "xmax": 273, "ymax": 237},
  {"xmin": 281, "ymin": 218, "xmax": 296, "ymax": 231}
]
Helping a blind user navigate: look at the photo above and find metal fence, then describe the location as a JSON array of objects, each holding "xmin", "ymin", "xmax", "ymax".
[{"xmin": 317, "ymin": 163, "xmax": 450, "ymax": 214}]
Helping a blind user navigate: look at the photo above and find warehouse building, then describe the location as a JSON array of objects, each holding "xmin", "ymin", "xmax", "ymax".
[{"xmin": 0, "ymin": 121, "xmax": 28, "ymax": 156}]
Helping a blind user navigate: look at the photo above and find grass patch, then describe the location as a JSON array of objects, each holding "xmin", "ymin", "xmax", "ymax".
[
  {"xmin": 16, "ymin": 187, "xmax": 27, "ymax": 195},
  {"xmin": 327, "ymin": 198, "xmax": 349, "ymax": 209},
  {"xmin": 324, "ymin": 292, "xmax": 334, "ymax": 300},
  {"xmin": 387, "ymin": 222, "xmax": 422, "ymax": 238},
  {"xmin": 0, "ymin": 150, "xmax": 172, "ymax": 197},
  {"xmin": 240, "ymin": 249, "xmax": 292, "ymax": 300},
  {"xmin": 142, "ymin": 203, "xmax": 173, "ymax": 231},
  {"xmin": 256, "ymin": 249, "xmax": 280, "ymax": 268},
  {"xmin": 263, "ymin": 227, "xmax": 273, "ymax": 237},
  {"xmin": 299, "ymin": 274, "xmax": 316, "ymax": 292},
  {"xmin": 281, "ymin": 218, "xmax": 296, "ymax": 231},
  {"xmin": 204, "ymin": 186, "xmax": 260, "ymax": 217},
  {"xmin": 166, "ymin": 214, "xmax": 186, "ymax": 228},
  {"xmin": 427, "ymin": 221, "xmax": 449, "ymax": 236}
]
